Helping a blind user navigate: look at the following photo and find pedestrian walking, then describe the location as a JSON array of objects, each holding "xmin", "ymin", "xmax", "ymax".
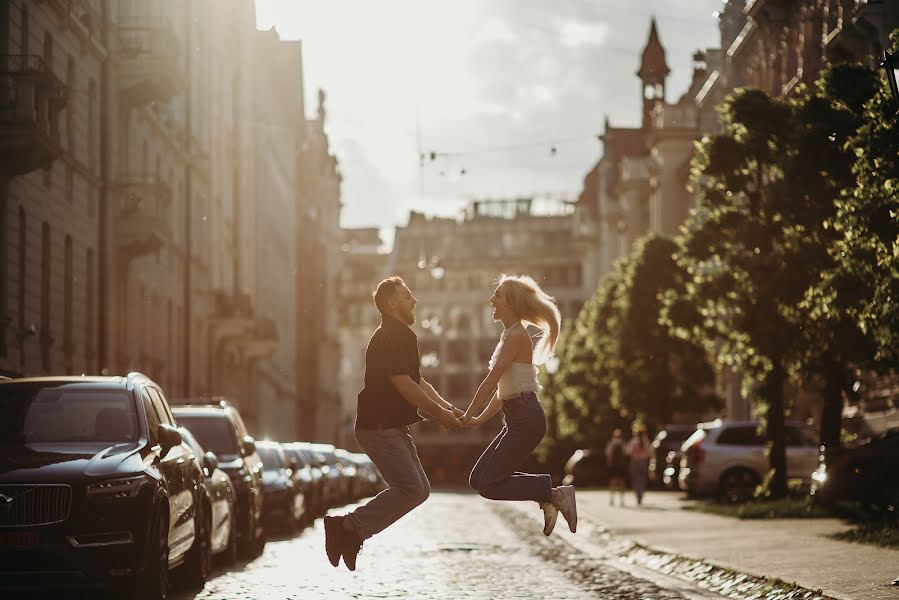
[
  {"xmin": 627, "ymin": 425, "xmax": 652, "ymax": 505},
  {"xmin": 605, "ymin": 429, "xmax": 628, "ymax": 506},
  {"xmin": 324, "ymin": 276, "xmax": 464, "ymax": 571},
  {"xmin": 462, "ymin": 274, "xmax": 577, "ymax": 537}
]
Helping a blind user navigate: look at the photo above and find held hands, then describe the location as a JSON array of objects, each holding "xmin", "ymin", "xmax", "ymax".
[{"xmin": 436, "ymin": 408, "xmax": 464, "ymax": 431}]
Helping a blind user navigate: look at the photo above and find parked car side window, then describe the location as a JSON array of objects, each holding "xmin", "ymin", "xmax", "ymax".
[
  {"xmin": 141, "ymin": 388, "xmax": 160, "ymax": 446},
  {"xmin": 147, "ymin": 387, "xmax": 173, "ymax": 425},
  {"xmin": 229, "ymin": 409, "xmax": 249, "ymax": 438},
  {"xmin": 716, "ymin": 426, "xmax": 764, "ymax": 446},
  {"xmin": 785, "ymin": 427, "xmax": 818, "ymax": 447}
]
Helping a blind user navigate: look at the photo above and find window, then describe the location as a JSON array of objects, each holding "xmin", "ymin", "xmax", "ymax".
[
  {"xmin": 0, "ymin": 188, "xmax": 6, "ymax": 358},
  {"xmin": 786, "ymin": 427, "xmax": 818, "ymax": 448},
  {"xmin": 66, "ymin": 56, "xmax": 74, "ymax": 152},
  {"xmin": 85, "ymin": 247, "xmax": 95, "ymax": 368},
  {"xmin": 148, "ymin": 387, "xmax": 174, "ymax": 425},
  {"xmin": 40, "ymin": 222, "xmax": 51, "ymax": 371},
  {"xmin": 142, "ymin": 388, "xmax": 160, "ymax": 446},
  {"xmin": 716, "ymin": 426, "xmax": 763, "ymax": 446},
  {"xmin": 63, "ymin": 236, "xmax": 73, "ymax": 371},
  {"xmin": 17, "ymin": 208, "xmax": 26, "ymax": 366},
  {"xmin": 88, "ymin": 80, "xmax": 96, "ymax": 170},
  {"xmin": 20, "ymin": 6, "xmax": 28, "ymax": 55}
]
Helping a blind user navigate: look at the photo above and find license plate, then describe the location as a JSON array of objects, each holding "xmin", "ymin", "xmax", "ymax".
[{"xmin": 0, "ymin": 530, "xmax": 40, "ymax": 550}]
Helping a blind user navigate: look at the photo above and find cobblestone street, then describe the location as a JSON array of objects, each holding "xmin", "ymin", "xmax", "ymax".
[{"xmin": 169, "ymin": 492, "xmax": 711, "ymax": 600}]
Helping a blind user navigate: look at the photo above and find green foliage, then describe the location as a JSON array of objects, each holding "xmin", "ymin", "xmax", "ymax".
[{"xmin": 611, "ymin": 235, "xmax": 719, "ymax": 429}]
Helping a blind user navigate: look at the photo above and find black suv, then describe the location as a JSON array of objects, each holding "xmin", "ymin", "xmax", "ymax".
[
  {"xmin": 172, "ymin": 401, "xmax": 265, "ymax": 558},
  {"xmin": 0, "ymin": 373, "xmax": 209, "ymax": 598}
]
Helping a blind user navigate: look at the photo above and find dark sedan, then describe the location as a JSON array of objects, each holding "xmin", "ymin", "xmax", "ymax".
[
  {"xmin": 811, "ymin": 428, "xmax": 899, "ymax": 509},
  {"xmin": 256, "ymin": 442, "xmax": 305, "ymax": 533},
  {"xmin": 0, "ymin": 374, "xmax": 208, "ymax": 598},
  {"xmin": 179, "ymin": 428, "xmax": 238, "ymax": 564}
]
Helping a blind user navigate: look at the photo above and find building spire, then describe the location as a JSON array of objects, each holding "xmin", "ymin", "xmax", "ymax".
[{"xmin": 637, "ymin": 17, "xmax": 670, "ymax": 82}]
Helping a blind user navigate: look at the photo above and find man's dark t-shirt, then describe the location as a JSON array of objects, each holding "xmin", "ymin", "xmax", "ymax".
[{"xmin": 355, "ymin": 314, "xmax": 423, "ymax": 431}]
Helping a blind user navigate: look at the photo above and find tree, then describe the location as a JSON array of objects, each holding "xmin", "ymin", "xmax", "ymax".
[
  {"xmin": 612, "ymin": 235, "xmax": 719, "ymax": 430},
  {"xmin": 674, "ymin": 88, "xmax": 814, "ymax": 499},
  {"xmin": 540, "ymin": 263, "xmax": 628, "ymax": 453}
]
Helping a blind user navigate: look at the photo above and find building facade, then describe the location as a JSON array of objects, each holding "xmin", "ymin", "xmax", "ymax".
[
  {"xmin": 576, "ymin": 2, "xmax": 898, "ymax": 422},
  {"xmin": 1, "ymin": 0, "xmax": 341, "ymax": 441}
]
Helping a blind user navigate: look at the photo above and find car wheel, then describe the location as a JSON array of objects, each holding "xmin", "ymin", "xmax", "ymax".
[
  {"xmin": 182, "ymin": 501, "xmax": 212, "ymax": 589},
  {"xmin": 719, "ymin": 469, "xmax": 759, "ymax": 503},
  {"xmin": 128, "ymin": 509, "xmax": 169, "ymax": 600}
]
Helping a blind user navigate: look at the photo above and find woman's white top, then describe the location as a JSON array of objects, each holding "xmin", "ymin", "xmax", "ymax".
[{"xmin": 490, "ymin": 323, "xmax": 540, "ymax": 400}]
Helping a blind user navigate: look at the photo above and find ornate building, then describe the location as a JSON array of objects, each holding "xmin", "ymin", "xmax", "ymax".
[{"xmin": 0, "ymin": 0, "xmax": 342, "ymax": 441}]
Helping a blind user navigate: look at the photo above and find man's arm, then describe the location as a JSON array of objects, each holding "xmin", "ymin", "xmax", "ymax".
[
  {"xmin": 419, "ymin": 377, "xmax": 464, "ymax": 416},
  {"xmin": 390, "ymin": 375, "xmax": 461, "ymax": 430}
]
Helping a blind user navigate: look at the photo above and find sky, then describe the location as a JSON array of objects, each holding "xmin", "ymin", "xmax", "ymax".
[{"xmin": 254, "ymin": 0, "xmax": 724, "ymax": 245}]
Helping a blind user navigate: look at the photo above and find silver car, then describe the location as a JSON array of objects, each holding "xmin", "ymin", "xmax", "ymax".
[{"xmin": 678, "ymin": 419, "xmax": 819, "ymax": 502}]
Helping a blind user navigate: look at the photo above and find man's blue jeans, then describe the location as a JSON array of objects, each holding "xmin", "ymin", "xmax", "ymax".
[
  {"xmin": 344, "ymin": 426, "xmax": 430, "ymax": 540},
  {"xmin": 469, "ymin": 392, "xmax": 553, "ymax": 504}
]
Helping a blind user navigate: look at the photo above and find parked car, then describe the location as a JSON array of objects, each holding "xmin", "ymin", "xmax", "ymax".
[
  {"xmin": 649, "ymin": 424, "xmax": 696, "ymax": 490},
  {"xmin": 283, "ymin": 442, "xmax": 324, "ymax": 519},
  {"xmin": 334, "ymin": 449, "xmax": 360, "ymax": 501},
  {"xmin": 172, "ymin": 402, "xmax": 266, "ymax": 558},
  {"xmin": 178, "ymin": 427, "xmax": 238, "ymax": 564},
  {"xmin": 0, "ymin": 373, "xmax": 209, "ymax": 598},
  {"xmin": 810, "ymin": 427, "xmax": 899, "ymax": 509},
  {"xmin": 256, "ymin": 441, "xmax": 305, "ymax": 532},
  {"xmin": 292, "ymin": 442, "xmax": 331, "ymax": 513},
  {"xmin": 309, "ymin": 443, "xmax": 345, "ymax": 506},
  {"xmin": 280, "ymin": 443, "xmax": 317, "ymax": 523},
  {"xmin": 678, "ymin": 419, "xmax": 819, "ymax": 502},
  {"xmin": 562, "ymin": 449, "xmax": 606, "ymax": 486},
  {"xmin": 349, "ymin": 452, "xmax": 384, "ymax": 499}
]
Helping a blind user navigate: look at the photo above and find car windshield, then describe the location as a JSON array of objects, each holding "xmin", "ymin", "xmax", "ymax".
[
  {"xmin": 0, "ymin": 383, "xmax": 138, "ymax": 444},
  {"xmin": 174, "ymin": 415, "xmax": 239, "ymax": 458},
  {"xmin": 257, "ymin": 446, "xmax": 284, "ymax": 470}
]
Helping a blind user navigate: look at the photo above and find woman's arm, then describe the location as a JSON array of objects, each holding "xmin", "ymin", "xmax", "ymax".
[
  {"xmin": 467, "ymin": 391, "xmax": 501, "ymax": 427},
  {"xmin": 462, "ymin": 328, "xmax": 527, "ymax": 422}
]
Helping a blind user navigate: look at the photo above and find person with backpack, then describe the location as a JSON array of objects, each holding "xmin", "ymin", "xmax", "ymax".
[{"xmin": 605, "ymin": 429, "xmax": 628, "ymax": 506}]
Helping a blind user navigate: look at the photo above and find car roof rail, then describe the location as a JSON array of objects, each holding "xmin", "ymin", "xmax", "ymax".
[{"xmin": 169, "ymin": 396, "xmax": 233, "ymax": 409}]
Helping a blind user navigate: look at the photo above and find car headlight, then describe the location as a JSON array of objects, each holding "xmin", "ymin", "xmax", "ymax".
[{"xmin": 86, "ymin": 475, "xmax": 149, "ymax": 501}]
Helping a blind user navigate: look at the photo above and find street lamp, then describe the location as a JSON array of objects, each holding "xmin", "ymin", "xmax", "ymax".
[{"xmin": 882, "ymin": 50, "xmax": 899, "ymax": 115}]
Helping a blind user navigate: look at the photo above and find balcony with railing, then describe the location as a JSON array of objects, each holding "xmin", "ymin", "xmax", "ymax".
[
  {"xmin": 0, "ymin": 55, "xmax": 67, "ymax": 176},
  {"xmin": 112, "ymin": 176, "xmax": 172, "ymax": 262},
  {"xmin": 113, "ymin": 16, "xmax": 186, "ymax": 107}
]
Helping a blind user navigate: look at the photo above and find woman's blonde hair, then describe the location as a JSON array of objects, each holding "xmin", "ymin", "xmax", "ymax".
[{"xmin": 497, "ymin": 274, "xmax": 561, "ymax": 365}]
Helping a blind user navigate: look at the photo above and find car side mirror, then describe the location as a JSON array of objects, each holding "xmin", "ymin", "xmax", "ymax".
[
  {"xmin": 159, "ymin": 424, "xmax": 182, "ymax": 456},
  {"xmin": 242, "ymin": 435, "xmax": 256, "ymax": 456},
  {"xmin": 203, "ymin": 451, "xmax": 219, "ymax": 473}
]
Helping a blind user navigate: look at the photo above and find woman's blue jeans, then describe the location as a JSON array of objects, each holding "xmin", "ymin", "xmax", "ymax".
[{"xmin": 469, "ymin": 392, "xmax": 553, "ymax": 504}]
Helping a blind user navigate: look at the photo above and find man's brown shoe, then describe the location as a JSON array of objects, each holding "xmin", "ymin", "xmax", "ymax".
[
  {"xmin": 324, "ymin": 516, "xmax": 344, "ymax": 567},
  {"xmin": 342, "ymin": 529, "xmax": 363, "ymax": 571}
]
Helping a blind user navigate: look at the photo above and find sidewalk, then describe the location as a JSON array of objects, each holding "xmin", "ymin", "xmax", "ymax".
[{"xmin": 577, "ymin": 490, "xmax": 899, "ymax": 600}]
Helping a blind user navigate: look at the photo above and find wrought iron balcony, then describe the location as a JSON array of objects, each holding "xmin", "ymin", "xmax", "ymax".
[
  {"xmin": 112, "ymin": 176, "xmax": 172, "ymax": 261},
  {"xmin": 113, "ymin": 16, "xmax": 186, "ymax": 107},
  {"xmin": 0, "ymin": 55, "xmax": 67, "ymax": 176}
]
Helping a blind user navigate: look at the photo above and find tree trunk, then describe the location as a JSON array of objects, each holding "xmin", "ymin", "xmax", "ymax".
[
  {"xmin": 819, "ymin": 366, "xmax": 844, "ymax": 450},
  {"xmin": 766, "ymin": 361, "xmax": 788, "ymax": 499}
]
